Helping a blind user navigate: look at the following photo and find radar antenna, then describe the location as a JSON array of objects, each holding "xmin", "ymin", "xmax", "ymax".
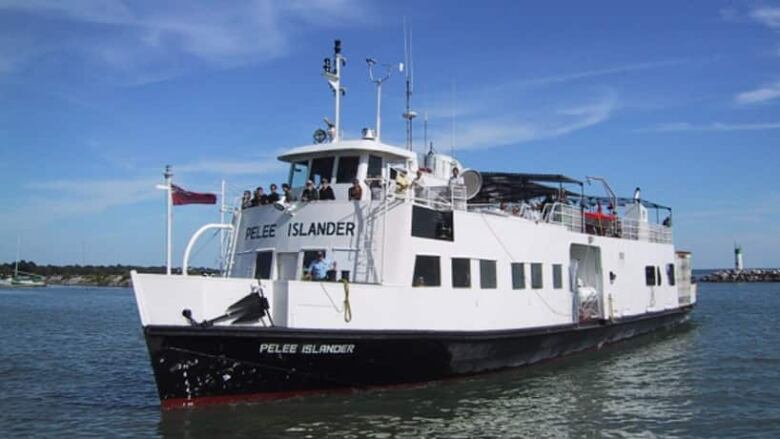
[
  {"xmin": 366, "ymin": 58, "xmax": 394, "ymax": 142},
  {"xmin": 322, "ymin": 40, "xmax": 346, "ymax": 143},
  {"xmin": 401, "ymin": 21, "xmax": 417, "ymax": 151}
]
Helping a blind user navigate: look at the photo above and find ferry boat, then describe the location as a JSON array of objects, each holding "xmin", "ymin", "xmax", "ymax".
[{"xmin": 131, "ymin": 40, "xmax": 697, "ymax": 409}]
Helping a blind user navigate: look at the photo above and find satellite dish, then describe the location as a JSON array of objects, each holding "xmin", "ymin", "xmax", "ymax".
[{"xmin": 461, "ymin": 169, "xmax": 482, "ymax": 200}]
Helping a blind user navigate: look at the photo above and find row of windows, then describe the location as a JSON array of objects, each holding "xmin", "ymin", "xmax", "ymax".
[
  {"xmin": 413, "ymin": 256, "xmax": 564, "ymax": 290},
  {"xmin": 645, "ymin": 264, "xmax": 676, "ymax": 287},
  {"xmin": 290, "ymin": 154, "xmax": 386, "ymax": 188}
]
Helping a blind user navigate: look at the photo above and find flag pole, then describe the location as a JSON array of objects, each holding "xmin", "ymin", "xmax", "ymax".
[{"xmin": 156, "ymin": 165, "xmax": 174, "ymax": 275}]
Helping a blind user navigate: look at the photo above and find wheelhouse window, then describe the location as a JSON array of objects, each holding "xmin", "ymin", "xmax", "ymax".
[
  {"xmin": 480, "ymin": 260, "xmax": 497, "ymax": 289},
  {"xmin": 290, "ymin": 161, "xmax": 309, "ymax": 188},
  {"xmin": 255, "ymin": 251, "xmax": 273, "ymax": 280},
  {"xmin": 552, "ymin": 264, "xmax": 563, "ymax": 289},
  {"xmin": 645, "ymin": 266, "xmax": 656, "ymax": 286},
  {"xmin": 531, "ymin": 263, "xmax": 543, "ymax": 289},
  {"xmin": 336, "ymin": 156, "xmax": 360, "ymax": 183},
  {"xmin": 309, "ymin": 157, "xmax": 334, "ymax": 185},
  {"xmin": 367, "ymin": 155, "xmax": 383, "ymax": 178},
  {"xmin": 413, "ymin": 255, "xmax": 440, "ymax": 287},
  {"xmin": 452, "ymin": 258, "xmax": 471, "ymax": 288},
  {"xmin": 511, "ymin": 263, "xmax": 525, "ymax": 289},
  {"xmin": 667, "ymin": 263, "xmax": 676, "ymax": 286}
]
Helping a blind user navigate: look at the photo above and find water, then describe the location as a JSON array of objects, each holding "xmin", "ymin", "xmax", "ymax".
[{"xmin": 1, "ymin": 284, "xmax": 779, "ymax": 438}]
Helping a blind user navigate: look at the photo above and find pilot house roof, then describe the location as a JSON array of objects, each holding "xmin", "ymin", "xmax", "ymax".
[{"xmin": 278, "ymin": 139, "xmax": 416, "ymax": 162}]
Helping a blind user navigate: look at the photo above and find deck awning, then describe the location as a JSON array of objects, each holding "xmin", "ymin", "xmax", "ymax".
[{"xmin": 470, "ymin": 172, "xmax": 582, "ymax": 203}]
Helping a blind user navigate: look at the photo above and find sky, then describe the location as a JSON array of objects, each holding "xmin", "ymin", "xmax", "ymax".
[{"xmin": 1, "ymin": 0, "xmax": 779, "ymax": 269}]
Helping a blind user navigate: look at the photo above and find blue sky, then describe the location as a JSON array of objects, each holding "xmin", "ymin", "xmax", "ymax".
[{"xmin": 1, "ymin": 0, "xmax": 779, "ymax": 269}]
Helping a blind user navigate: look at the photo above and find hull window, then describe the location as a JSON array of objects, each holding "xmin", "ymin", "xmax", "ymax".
[
  {"xmin": 254, "ymin": 251, "xmax": 273, "ymax": 280},
  {"xmin": 411, "ymin": 206, "xmax": 454, "ymax": 241},
  {"xmin": 452, "ymin": 258, "xmax": 471, "ymax": 288},
  {"xmin": 552, "ymin": 264, "xmax": 563, "ymax": 289},
  {"xmin": 480, "ymin": 260, "xmax": 497, "ymax": 289},
  {"xmin": 413, "ymin": 255, "xmax": 441, "ymax": 287},
  {"xmin": 645, "ymin": 266, "xmax": 656, "ymax": 286},
  {"xmin": 511, "ymin": 263, "xmax": 526, "ymax": 289},
  {"xmin": 531, "ymin": 263, "xmax": 544, "ymax": 289},
  {"xmin": 667, "ymin": 263, "xmax": 676, "ymax": 286}
]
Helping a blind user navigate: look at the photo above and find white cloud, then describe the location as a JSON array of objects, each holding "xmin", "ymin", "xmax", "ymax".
[
  {"xmin": 750, "ymin": 7, "xmax": 780, "ymax": 29},
  {"xmin": 177, "ymin": 158, "xmax": 286, "ymax": 176},
  {"xmin": 438, "ymin": 96, "xmax": 616, "ymax": 150},
  {"xmin": 0, "ymin": 0, "xmax": 367, "ymax": 84},
  {"xmin": 735, "ymin": 81, "xmax": 780, "ymax": 104},
  {"xmin": 644, "ymin": 121, "xmax": 780, "ymax": 132}
]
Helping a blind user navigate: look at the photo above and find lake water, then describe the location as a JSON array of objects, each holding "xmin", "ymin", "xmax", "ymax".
[{"xmin": 1, "ymin": 283, "xmax": 779, "ymax": 438}]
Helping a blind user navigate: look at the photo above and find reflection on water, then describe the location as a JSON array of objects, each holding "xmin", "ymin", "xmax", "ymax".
[{"xmin": 2, "ymin": 284, "xmax": 780, "ymax": 438}]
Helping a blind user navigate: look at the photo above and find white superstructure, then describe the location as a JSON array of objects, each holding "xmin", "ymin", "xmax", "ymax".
[{"xmin": 132, "ymin": 39, "xmax": 695, "ymax": 336}]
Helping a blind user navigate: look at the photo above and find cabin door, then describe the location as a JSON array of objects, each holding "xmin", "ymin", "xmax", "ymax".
[{"xmin": 277, "ymin": 252, "xmax": 298, "ymax": 281}]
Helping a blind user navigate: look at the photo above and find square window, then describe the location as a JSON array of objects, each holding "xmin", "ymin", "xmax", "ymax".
[
  {"xmin": 553, "ymin": 264, "xmax": 563, "ymax": 289},
  {"xmin": 413, "ymin": 255, "xmax": 440, "ymax": 287},
  {"xmin": 511, "ymin": 263, "xmax": 525, "ymax": 289},
  {"xmin": 645, "ymin": 266, "xmax": 656, "ymax": 286},
  {"xmin": 452, "ymin": 258, "xmax": 471, "ymax": 288},
  {"xmin": 667, "ymin": 263, "xmax": 676, "ymax": 286},
  {"xmin": 531, "ymin": 263, "xmax": 543, "ymax": 289},
  {"xmin": 255, "ymin": 251, "xmax": 273, "ymax": 280},
  {"xmin": 480, "ymin": 260, "xmax": 497, "ymax": 289}
]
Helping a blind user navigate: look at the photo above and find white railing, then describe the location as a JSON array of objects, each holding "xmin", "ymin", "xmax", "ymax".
[
  {"xmin": 620, "ymin": 218, "xmax": 673, "ymax": 244},
  {"xmin": 542, "ymin": 202, "xmax": 584, "ymax": 233}
]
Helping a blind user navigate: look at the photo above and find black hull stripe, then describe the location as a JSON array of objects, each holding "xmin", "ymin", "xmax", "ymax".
[{"xmin": 143, "ymin": 305, "xmax": 694, "ymax": 408}]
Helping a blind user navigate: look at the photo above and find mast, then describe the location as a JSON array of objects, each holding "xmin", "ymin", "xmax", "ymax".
[
  {"xmin": 323, "ymin": 40, "xmax": 346, "ymax": 143},
  {"xmin": 402, "ymin": 23, "xmax": 417, "ymax": 150},
  {"xmin": 366, "ymin": 58, "xmax": 393, "ymax": 141},
  {"xmin": 14, "ymin": 236, "xmax": 20, "ymax": 277}
]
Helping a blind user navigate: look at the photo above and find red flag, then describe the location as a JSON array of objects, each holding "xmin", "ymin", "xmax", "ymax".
[{"xmin": 171, "ymin": 184, "xmax": 217, "ymax": 206}]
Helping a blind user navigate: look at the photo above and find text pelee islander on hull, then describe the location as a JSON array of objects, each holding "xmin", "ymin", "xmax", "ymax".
[{"xmin": 131, "ymin": 40, "xmax": 696, "ymax": 409}]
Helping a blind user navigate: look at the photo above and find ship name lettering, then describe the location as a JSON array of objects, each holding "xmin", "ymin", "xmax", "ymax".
[
  {"xmin": 258, "ymin": 343, "xmax": 355, "ymax": 355},
  {"xmin": 245, "ymin": 224, "xmax": 277, "ymax": 240},
  {"xmin": 287, "ymin": 221, "xmax": 355, "ymax": 237}
]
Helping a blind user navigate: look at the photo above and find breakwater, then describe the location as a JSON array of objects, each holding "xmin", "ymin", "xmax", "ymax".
[{"xmin": 697, "ymin": 268, "xmax": 780, "ymax": 283}]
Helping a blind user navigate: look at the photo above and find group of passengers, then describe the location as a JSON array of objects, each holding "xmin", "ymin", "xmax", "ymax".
[
  {"xmin": 241, "ymin": 177, "xmax": 370, "ymax": 209},
  {"xmin": 241, "ymin": 183, "xmax": 296, "ymax": 209}
]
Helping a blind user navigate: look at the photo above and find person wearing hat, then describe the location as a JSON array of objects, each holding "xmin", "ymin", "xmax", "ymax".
[
  {"xmin": 301, "ymin": 180, "xmax": 319, "ymax": 202},
  {"xmin": 348, "ymin": 178, "xmax": 363, "ymax": 201}
]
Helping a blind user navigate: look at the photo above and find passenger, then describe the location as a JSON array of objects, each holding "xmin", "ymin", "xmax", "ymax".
[
  {"xmin": 449, "ymin": 167, "xmax": 464, "ymax": 186},
  {"xmin": 411, "ymin": 169, "xmax": 424, "ymax": 197},
  {"xmin": 318, "ymin": 178, "xmax": 335, "ymax": 200},
  {"xmin": 241, "ymin": 191, "xmax": 252, "ymax": 209},
  {"xmin": 267, "ymin": 184, "xmax": 280, "ymax": 203},
  {"xmin": 512, "ymin": 205, "xmax": 520, "ymax": 216},
  {"xmin": 662, "ymin": 216, "xmax": 672, "ymax": 227},
  {"xmin": 282, "ymin": 183, "xmax": 296, "ymax": 202},
  {"xmin": 301, "ymin": 180, "xmax": 319, "ymax": 202},
  {"xmin": 252, "ymin": 187, "xmax": 268, "ymax": 206},
  {"xmin": 395, "ymin": 169, "xmax": 411, "ymax": 193},
  {"xmin": 348, "ymin": 178, "xmax": 363, "ymax": 201},
  {"xmin": 307, "ymin": 251, "xmax": 333, "ymax": 281}
]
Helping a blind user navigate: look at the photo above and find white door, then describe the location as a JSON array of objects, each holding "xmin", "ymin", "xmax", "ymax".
[{"xmin": 277, "ymin": 252, "xmax": 298, "ymax": 281}]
